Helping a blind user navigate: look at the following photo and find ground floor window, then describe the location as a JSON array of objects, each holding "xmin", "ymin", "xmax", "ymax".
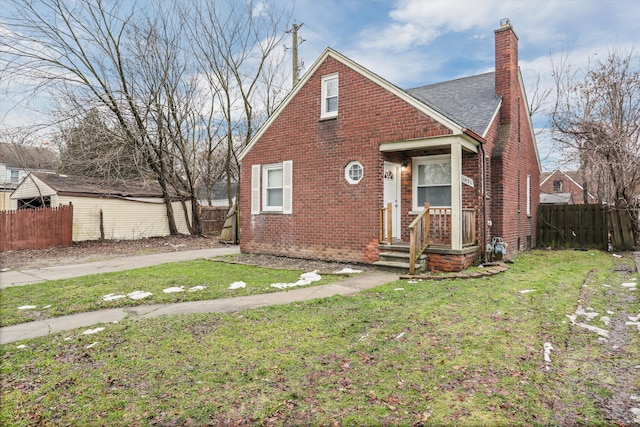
[
  {"xmin": 412, "ymin": 154, "xmax": 451, "ymax": 210},
  {"xmin": 251, "ymin": 161, "xmax": 293, "ymax": 214}
]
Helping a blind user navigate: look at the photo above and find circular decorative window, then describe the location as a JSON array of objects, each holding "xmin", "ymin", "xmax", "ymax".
[{"xmin": 345, "ymin": 161, "xmax": 363, "ymax": 184}]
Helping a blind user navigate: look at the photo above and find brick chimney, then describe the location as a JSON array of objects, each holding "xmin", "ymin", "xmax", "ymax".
[{"xmin": 494, "ymin": 18, "xmax": 519, "ymax": 125}]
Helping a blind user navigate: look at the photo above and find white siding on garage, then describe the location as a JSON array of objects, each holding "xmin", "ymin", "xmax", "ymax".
[
  {"xmin": 9, "ymin": 174, "xmax": 56, "ymax": 206},
  {"xmin": 54, "ymin": 195, "xmax": 191, "ymax": 241}
]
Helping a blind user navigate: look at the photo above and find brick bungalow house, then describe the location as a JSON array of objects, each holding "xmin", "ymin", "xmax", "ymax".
[
  {"xmin": 540, "ymin": 169, "xmax": 597, "ymax": 205},
  {"xmin": 238, "ymin": 20, "xmax": 540, "ymax": 272}
]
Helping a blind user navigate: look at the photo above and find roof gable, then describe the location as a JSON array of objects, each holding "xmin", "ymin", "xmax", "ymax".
[{"xmin": 239, "ymin": 48, "xmax": 465, "ymax": 161}]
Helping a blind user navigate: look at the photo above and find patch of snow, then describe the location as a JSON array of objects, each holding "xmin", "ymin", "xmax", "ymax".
[
  {"xmin": 621, "ymin": 282, "xmax": 637, "ymax": 288},
  {"xmin": 626, "ymin": 321, "xmax": 640, "ymax": 331},
  {"xmin": 16, "ymin": 344, "xmax": 28, "ymax": 349},
  {"xmin": 574, "ymin": 322, "xmax": 609, "ymax": 338},
  {"xmin": 358, "ymin": 333, "xmax": 369, "ymax": 342},
  {"xmin": 1, "ymin": 268, "xmax": 11, "ymax": 272},
  {"xmin": 632, "ymin": 408, "xmax": 640, "ymax": 423},
  {"xmin": 189, "ymin": 285, "xmax": 207, "ymax": 292},
  {"xmin": 407, "ymin": 280, "xmax": 421, "ymax": 284},
  {"xmin": 574, "ymin": 306, "xmax": 600, "ymax": 322},
  {"xmin": 128, "ymin": 291, "xmax": 152, "ymax": 300},
  {"xmin": 395, "ymin": 332, "xmax": 406, "ymax": 340},
  {"xmin": 228, "ymin": 281, "xmax": 246, "ymax": 290},
  {"xmin": 607, "ymin": 310, "xmax": 615, "ymax": 315},
  {"xmin": 42, "ymin": 305, "xmax": 51, "ymax": 309},
  {"xmin": 612, "ymin": 254, "xmax": 623, "ymax": 258},
  {"xmin": 271, "ymin": 271, "xmax": 322, "ymax": 289},
  {"xmin": 64, "ymin": 337, "xmax": 72, "ymax": 341},
  {"xmin": 519, "ymin": 289, "xmax": 535, "ymax": 294},
  {"xmin": 602, "ymin": 284, "xmax": 611, "ymax": 288},
  {"xmin": 335, "ymin": 268, "xmax": 362, "ymax": 274},
  {"xmin": 631, "ymin": 395, "xmax": 640, "ymax": 401},
  {"xmin": 163, "ymin": 286, "xmax": 185, "ymax": 293},
  {"xmin": 83, "ymin": 327, "xmax": 105, "ymax": 335},
  {"xmin": 629, "ymin": 314, "xmax": 640, "ymax": 322},
  {"xmin": 103, "ymin": 294, "xmax": 126, "ymax": 302},
  {"xmin": 600, "ymin": 316, "xmax": 611, "ymax": 326},
  {"xmin": 17, "ymin": 305, "xmax": 37, "ymax": 310},
  {"xmin": 543, "ymin": 342, "xmax": 553, "ymax": 363},
  {"xmin": 394, "ymin": 288, "xmax": 405, "ymax": 291},
  {"xmin": 85, "ymin": 342, "xmax": 99, "ymax": 349}
]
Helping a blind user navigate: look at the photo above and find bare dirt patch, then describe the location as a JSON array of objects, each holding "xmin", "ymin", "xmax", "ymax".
[
  {"xmin": 0, "ymin": 235, "xmax": 225, "ymax": 270},
  {"xmin": 0, "ymin": 236, "xmax": 373, "ymax": 274}
]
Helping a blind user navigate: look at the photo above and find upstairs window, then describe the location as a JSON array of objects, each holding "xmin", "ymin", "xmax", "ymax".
[
  {"xmin": 553, "ymin": 180, "xmax": 562, "ymax": 192},
  {"xmin": 10, "ymin": 170, "xmax": 19, "ymax": 184},
  {"xmin": 321, "ymin": 74, "xmax": 338, "ymax": 119}
]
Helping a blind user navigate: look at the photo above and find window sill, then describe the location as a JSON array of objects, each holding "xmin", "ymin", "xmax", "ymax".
[{"xmin": 319, "ymin": 115, "xmax": 338, "ymax": 121}]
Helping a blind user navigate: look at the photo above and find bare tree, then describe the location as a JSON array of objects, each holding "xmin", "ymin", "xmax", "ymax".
[
  {"xmin": 551, "ymin": 48, "xmax": 640, "ymax": 245},
  {"xmin": 56, "ymin": 108, "xmax": 151, "ymax": 180},
  {"xmin": 184, "ymin": 0, "xmax": 292, "ymax": 207},
  {"xmin": 1, "ymin": 0, "xmax": 293, "ymax": 235}
]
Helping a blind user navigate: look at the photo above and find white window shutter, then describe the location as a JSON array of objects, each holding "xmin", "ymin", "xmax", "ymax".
[
  {"xmin": 282, "ymin": 160, "xmax": 293, "ymax": 214},
  {"xmin": 251, "ymin": 164, "xmax": 261, "ymax": 214}
]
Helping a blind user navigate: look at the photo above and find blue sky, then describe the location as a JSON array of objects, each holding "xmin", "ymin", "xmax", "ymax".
[
  {"xmin": 2, "ymin": 0, "xmax": 638, "ymax": 170},
  {"xmin": 288, "ymin": 0, "xmax": 639, "ymax": 170}
]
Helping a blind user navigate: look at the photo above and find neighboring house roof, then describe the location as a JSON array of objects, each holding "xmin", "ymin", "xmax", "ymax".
[
  {"xmin": 540, "ymin": 169, "xmax": 596, "ymax": 201},
  {"xmin": 406, "ymin": 72, "xmax": 501, "ymax": 137},
  {"xmin": 0, "ymin": 143, "xmax": 59, "ymax": 170},
  {"xmin": 540, "ymin": 192, "xmax": 573, "ymax": 204},
  {"xmin": 25, "ymin": 172, "xmax": 178, "ymax": 199}
]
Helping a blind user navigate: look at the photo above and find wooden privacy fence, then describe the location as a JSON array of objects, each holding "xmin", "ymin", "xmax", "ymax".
[
  {"xmin": 537, "ymin": 204, "xmax": 637, "ymax": 251},
  {"xmin": 0, "ymin": 205, "xmax": 73, "ymax": 251},
  {"xmin": 198, "ymin": 206, "xmax": 228, "ymax": 235}
]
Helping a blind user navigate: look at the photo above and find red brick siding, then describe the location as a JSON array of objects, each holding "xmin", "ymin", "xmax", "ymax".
[
  {"xmin": 490, "ymin": 25, "xmax": 540, "ymax": 256},
  {"xmin": 427, "ymin": 249, "xmax": 480, "ymax": 272},
  {"xmin": 540, "ymin": 170, "xmax": 596, "ymax": 204},
  {"xmin": 240, "ymin": 57, "xmax": 452, "ymax": 263}
]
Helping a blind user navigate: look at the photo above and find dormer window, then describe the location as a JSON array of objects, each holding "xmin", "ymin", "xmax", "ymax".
[{"xmin": 321, "ymin": 74, "xmax": 338, "ymax": 119}]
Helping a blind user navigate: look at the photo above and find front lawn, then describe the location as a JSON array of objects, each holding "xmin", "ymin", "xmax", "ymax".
[
  {"xmin": 0, "ymin": 260, "xmax": 343, "ymax": 327},
  {"xmin": 1, "ymin": 250, "xmax": 639, "ymax": 426}
]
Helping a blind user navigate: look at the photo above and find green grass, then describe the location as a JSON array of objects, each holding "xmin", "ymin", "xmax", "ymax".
[
  {"xmin": 0, "ymin": 259, "xmax": 342, "ymax": 327},
  {"xmin": 1, "ymin": 250, "xmax": 638, "ymax": 426}
]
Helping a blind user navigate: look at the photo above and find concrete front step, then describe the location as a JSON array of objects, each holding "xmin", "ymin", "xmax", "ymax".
[{"xmin": 374, "ymin": 249, "xmax": 427, "ymax": 273}]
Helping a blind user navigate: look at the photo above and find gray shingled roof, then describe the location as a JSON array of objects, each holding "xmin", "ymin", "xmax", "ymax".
[
  {"xmin": 405, "ymin": 72, "xmax": 501, "ymax": 137},
  {"xmin": 31, "ymin": 171, "xmax": 176, "ymax": 199},
  {"xmin": 0, "ymin": 143, "xmax": 59, "ymax": 170}
]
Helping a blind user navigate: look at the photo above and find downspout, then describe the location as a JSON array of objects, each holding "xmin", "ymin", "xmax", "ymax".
[{"xmin": 480, "ymin": 141, "xmax": 487, "ymax": 262}]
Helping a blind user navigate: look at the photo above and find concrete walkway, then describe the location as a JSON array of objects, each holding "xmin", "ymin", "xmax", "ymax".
[{"xmin": 0, "ymin": 247, "xmax": 398, "ymax": 344}]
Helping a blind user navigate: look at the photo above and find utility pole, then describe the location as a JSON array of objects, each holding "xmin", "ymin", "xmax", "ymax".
[{"xmin": 290, "ymin": 22, "xmax": 303, "ymax": 86}]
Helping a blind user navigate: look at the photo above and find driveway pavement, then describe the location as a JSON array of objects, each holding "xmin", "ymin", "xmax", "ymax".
[{"xmin": 0, "ymin": 247, "xmax": 398, "ymax": 344}]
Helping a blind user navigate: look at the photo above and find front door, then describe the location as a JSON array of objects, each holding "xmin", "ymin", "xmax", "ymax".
[{"xmin": 383, "ymin": 162, "xmax": 402, "ymax": 239}]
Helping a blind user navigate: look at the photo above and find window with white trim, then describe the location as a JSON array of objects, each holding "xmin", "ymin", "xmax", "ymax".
[
  {"xmin": 412, "ymin": 155, "xmax": 451, "ymax": 210},
  {"xmin": 526, "ymin": 174, "xmax": 531, "ymax": 216},
  {"xmin": 251, "ymin": 161, "xmax": 293, "ymax": 214},
  {"xmin": 320, "ymin": 74, "xmax": 338, "ymax": 119},
  {"xmin": 345, "ymin": 161, "xmax": 363, "ymax": 184}
]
